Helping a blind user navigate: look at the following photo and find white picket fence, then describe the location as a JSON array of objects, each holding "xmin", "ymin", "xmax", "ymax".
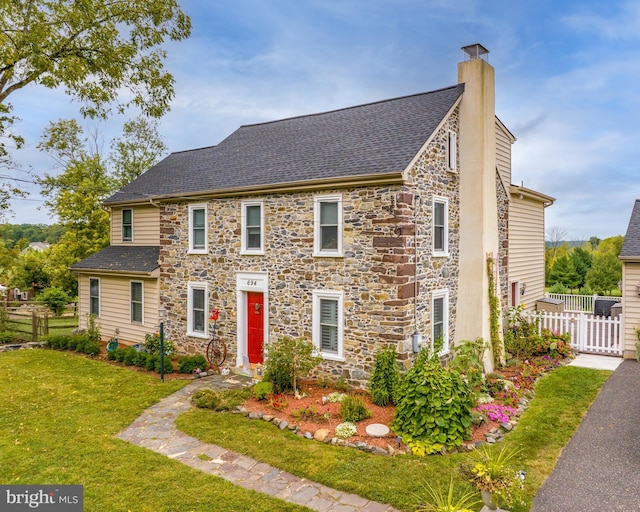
[
  {"xmin": 545, "ymin": 293, "xmax": 621, "ymax": 313},
  {"xmin": 536, "ymin": 311, "xmax": 622, "ymax": 356}
]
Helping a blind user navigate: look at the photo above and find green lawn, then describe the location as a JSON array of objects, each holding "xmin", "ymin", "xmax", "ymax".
[
  {"xmin": 0, "ymin": 350, "xmax": 610, "ymax": 512},
  {"xmin": 177, "ymin": 365, "xmax": 611, "ymax": 512},
  {"xmin": 0, "ymin": 350, "xmax": 310, "ymax": 512}
]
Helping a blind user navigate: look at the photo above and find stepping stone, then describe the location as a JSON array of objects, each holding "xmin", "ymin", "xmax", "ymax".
[{"xmin": 365, "ymin": 423, "xmax": 390, "ymax": 437}]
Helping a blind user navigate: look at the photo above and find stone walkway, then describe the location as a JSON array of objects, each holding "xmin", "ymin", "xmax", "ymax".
[{"xmin": 116, "ymin": 374, "xmax": 398, "ymax": 512}]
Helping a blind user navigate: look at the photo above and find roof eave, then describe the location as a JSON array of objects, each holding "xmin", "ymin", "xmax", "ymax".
[
  {"xmin": 103, "ymin": 172, "xmax": 405, "ymax": 207},
  {"xmin": 510, "ymin": 184, "xmax": 555, "ymax": 207},
  {"xmin": 69, "ymin": 267, "xmax": 160, "ymax": 278}
]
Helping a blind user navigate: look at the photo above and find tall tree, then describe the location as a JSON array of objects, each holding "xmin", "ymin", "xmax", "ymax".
[
  {"xmin": 570, "ymin": 247, "xmax": 593, "ymax": 290},
  {"xmin": 548, "ymin": 255, "xmax": 580, "ymax": 290},
  {"xmin": 0, "ymin": 0, "xmax": 190, "ymax": 204},
  {"xmin": 546, "ymin": 225, "xmax": 568, "ymax": 259}
]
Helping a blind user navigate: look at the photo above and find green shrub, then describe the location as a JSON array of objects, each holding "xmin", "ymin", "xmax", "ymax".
[
  {"xmin": 154, "ymin": 355, "xmax": 173, "ymax": 374},
  {"xmin": 340, "ymin": 394, "xmax": 372, "ymax": 422},
  {"xmin": 134, "ymin": 351, "xmax": 148, "ymax": 367},
  {"xmin": 334, "ymin": 421, "xmax": 357, "ymax": 439},
  {"xmin": 392, "ymin": 349, "xmax": 473, "ymax": 455},
  {"xmin": 106, "ymin": 349, "xmax": 117, "ymax": 361},
  {"xmin": 86, "ymin": 314, "xmax": 101, "ymax": 343},
  {"xmin": 83, "ymin": 340, "xmax": 100, "ymax": 356},
  {"xmin": 123, "ymin": 347, "xmax": 137, "ymax": 366},
  {"xmin": 74, "ymin": 336, "xmax": 86, "ymax": 353},
  {"xmin": 67, "ymin": 335, "xmax": 79, "ymax": 351},
  {"xmin": 504, "ymin": 305, "xmax": 541, "ymax": 359},
  {"xmin": 263, "ymin": 336, "xmax": 322, "ymax": 394},
  {"xmin": 252, "ymin": 381, "xmax": 273, "ymax": 401},
  {"xmin": 145, "ymin": 353, "xmax": 159, "ymax": 371},
  {"xmin": 192, "ymin": 387, "xmax": 252, "ymax": 411},
  {"xmin": 45, "ymin": 334, "xmax": 66, "ymax": 349},
  {"xmin": 114, "ymin": 347, "xmax": 126, "ymax": 363},
  {"xmin": 177, "ymin": 354, "xmax": 208, "ymax": 374},
  {"xmin": 449, "ymin": 338, "xmax": 486, "ymax": 391},
  {"xmin": 192, "ymin": 389, "xmax": 221, "ymax": 409},
  {"xmin": 38, "ymin": 287, "xmax": 70, "ymax": 316},
  {"xmin": 143, "ymin": 332, "xmax": 176, "ymax": 356},
  {"xmin": 369, "ymin": 347, "xmax": 400, "ymax": 406}
]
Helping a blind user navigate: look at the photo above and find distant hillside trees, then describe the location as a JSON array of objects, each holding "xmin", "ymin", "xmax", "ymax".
[{"xmin": 546, "ymin": 235, "xmax": 623, "ymax": 295}]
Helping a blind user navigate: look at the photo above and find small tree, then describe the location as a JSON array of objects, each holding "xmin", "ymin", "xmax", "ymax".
[
  {"xmin": 263, "ymin": 336, "xmax": 322, "ymax": 394},
  {"xmin": 369, "ymin": 347, "xmax": 400, "ymax": 406},
  {"xmin": 38, "ymin": 287, "xmax": 71, "ymax": 316}
]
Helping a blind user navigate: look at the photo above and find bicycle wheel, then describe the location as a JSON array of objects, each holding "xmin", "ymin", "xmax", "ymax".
[{"xmin": 206, "ymin": 338, "xmax": 227, "ymax": 367}]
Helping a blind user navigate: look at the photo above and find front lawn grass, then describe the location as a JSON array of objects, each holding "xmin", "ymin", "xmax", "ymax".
[
  {"xmin": 0, "ymin": 350, "xmax": 310, "ymax": 512},
  {"xmin": 177, "ymin": 364, "xmax": 611, "ymax": 511}
]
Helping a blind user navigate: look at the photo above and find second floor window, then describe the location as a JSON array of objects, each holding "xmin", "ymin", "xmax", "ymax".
[
  {"xmin": 314, "ymin": 195, "xmax": 343, "ymax": 257},
  {"xmin": 189, "ymin": 204, "xmax": 207, "ymax": 254},
  {"xmin": 122, "ymin": 209, "xmax": 133, "ymax": 242},
  {"xmin": 241, "ymin": 201, "xmax": 264, "ymax": 254},
  {"xmin": 433, "ymin": 197, "xmax": 449, "ymax": 256}
]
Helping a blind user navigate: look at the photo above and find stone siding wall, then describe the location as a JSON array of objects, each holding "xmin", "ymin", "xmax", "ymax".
[
  {"xmin": 158, "ymin": 110, "xmax": 461, "ymax": 388},
  {"xmin": 496, "ymin": 174, "xmax": 509, "ymax": 308}
]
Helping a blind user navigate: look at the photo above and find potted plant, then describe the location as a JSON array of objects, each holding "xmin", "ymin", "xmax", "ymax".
[
  {"xmin": 460, "ymin": 444, "xmax": 525, "ymax": 510},
  {"xmin": 415, "ymin": 478, "xmax": 481, "ymax": 512}
]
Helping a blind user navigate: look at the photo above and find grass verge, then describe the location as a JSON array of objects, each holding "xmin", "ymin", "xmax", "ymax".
[
  {"xmin": 0, "ymin": 349, "xmax": 310, "ymax": 512},
  {"xmin": 177, "ymin": 364, "xmax": 611, "ymax": 511}
]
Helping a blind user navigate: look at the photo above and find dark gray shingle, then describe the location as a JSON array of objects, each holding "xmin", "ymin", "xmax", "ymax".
[
  {"xmin": 105, "ymin": 85, "xmax": 464, "ymax": 204},
  {"xmin": 621, "ymin": 200, "xmax": 640, "ymax": 258},
  {"xmin": 70, "ymin": 246, "xmax": 159, "ymax": 273}
]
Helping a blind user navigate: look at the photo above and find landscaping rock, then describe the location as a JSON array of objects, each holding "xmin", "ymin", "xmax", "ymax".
[
  {"xmin": 248, "ymin": 412, "xmax": 262, "ymax": 420},
  {"xmin": 262, "ymin": 414, "xmax": 274, "ymax": 422},
  {"xmin": 372, "ymin": 446, "xmax": 389, "ymax": 456},
  {"xmin": 278, "ymin": 420, "xmax": 288, "ymax": 430},
  {"xmin": 313, "ymin": 429, "xmax": 330, "ymax": 442},
  {"xmin": 304, "ymin": 432, "xmax": 313, "ymax": 439}
]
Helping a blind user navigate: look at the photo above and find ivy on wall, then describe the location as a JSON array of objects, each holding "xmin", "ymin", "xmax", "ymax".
[{"xmin": 486, "ymin": 253, "xmax": 504, "ymax": 367}]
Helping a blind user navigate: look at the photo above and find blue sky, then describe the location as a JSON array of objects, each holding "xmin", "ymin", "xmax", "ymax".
[{"xmin": 7, "ymin": 0, "xmax": 640, "ymax": 240}]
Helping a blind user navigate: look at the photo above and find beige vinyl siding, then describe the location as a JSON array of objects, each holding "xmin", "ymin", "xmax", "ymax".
[
  {"xmin": 77, "ymin": 274, "xmax": 159, "ymax": 344},
  {"xmin": 111, "ymin": 205, "xmax": 160, "ymax": 245},
  {"xmin": 508, "ymin": 195, "xmax": 546, "ymax": 310},
  {"xmin": 495, "ymin": 120, "xmax": 513, "ymax": 187},
  {"xmin": 622, "ymin": 262, "xmax": 640, "ymax": 358}
]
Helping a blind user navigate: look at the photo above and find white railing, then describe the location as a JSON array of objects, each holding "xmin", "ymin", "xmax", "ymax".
[
  {"xmin": 536, "ymin": 311, "xmax": 622, "ymax": 356},
  {"xmin": 545, "ymin": 293, "xmax": 621, "ymax": 313}
]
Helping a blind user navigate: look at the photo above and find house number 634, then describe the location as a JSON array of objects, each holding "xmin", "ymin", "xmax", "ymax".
[{"xmin": 247, "ymin": 280, "xmax": 257, "ymax": 286}]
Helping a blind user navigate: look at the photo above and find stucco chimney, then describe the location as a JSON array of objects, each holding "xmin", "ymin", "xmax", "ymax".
[{"xmin": 455, "ymin": 44, "xmax": 502, "ymax": 370}]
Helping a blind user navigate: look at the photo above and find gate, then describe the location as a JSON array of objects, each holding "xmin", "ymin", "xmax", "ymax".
[{"xmin": 537, "ymin": 311, "xmax": 622, "ymax": 356}]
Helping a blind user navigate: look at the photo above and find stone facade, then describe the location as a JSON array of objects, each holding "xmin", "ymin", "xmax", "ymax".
[
  {"xmin": 496, "ymin": 174, "xmax": 509, "ymax": 308},
  {"xmin": 158, "ymin": 111, "xmax": 464, "ymax": 388}
]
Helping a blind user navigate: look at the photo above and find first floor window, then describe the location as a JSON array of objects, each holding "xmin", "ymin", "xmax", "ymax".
[
  {"xmin": 432, "ymin": 289, "xmax": 449, "ymax": 354},
  {"xmin": 89, "ymin": 278, "xmax": 100, "ymax": 316},
  {"xmin": 130, "ymin": 281, "xmax": 143, "ymax": 323},
  {"xmin": 188, "ymin": 282, "xmax": 208, "ymax": 337},
  {"xmin": 313, "ymin": 290, "xmax": 344, "ymax": 359}
]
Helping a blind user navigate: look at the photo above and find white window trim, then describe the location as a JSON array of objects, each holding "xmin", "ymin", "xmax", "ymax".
[
  {"xmin": 89, "ymin": 277, "xmax": 100, "ymax": 317},
  {"xmin": 122, "ymin": 208, "xmax": 133, "ymax": 242},
  {"xmin": 432, "ymin": 196, "xmax": 449, "ymax": 257},
  {"xmin": 187, "ymin": 281, "xmax": 209, "ymax": 338},
  {"xmin": 447, "ymin": 130, "xmax": 457, "ymax": 172},
  {"xmin": 432, "ymin": 289, "xmax": 450, "ymax": 355},
  {"xmin": 240, "ymin": 200, "xmax": 265, "ymax": 255},
  {"xmin": 188, "ymin": 203, "xmax": 208, "ymax": 254},
  {"xmin": 313, "ymin": 194, "xmax": 343, "ymax": 257},
  {"xmin": 312, "ymin": 290, "xmax": 344, "ymax": 361},
  {"xmin": 130, "ymin": 281, "xmax": 144, "ymax": 324}
]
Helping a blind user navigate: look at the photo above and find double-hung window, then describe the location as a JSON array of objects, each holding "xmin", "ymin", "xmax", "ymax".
[
  {"xmin": 130, "ymin": 281, "xmax": 143, "ymax": 324},
  {"xmin": 122, "ymin": 209, "xmax": 133, "ymax": 242},
  {"xmin": 447, "ymin": 130, "xmax": 457, "ymax": 172},
  {"xmin": 187, "ymin": 282, "xmax": 208, "ymax": 337},
  {"xmin": 314, "ymin": 195, "xmax": 343, "ymax": 257},
  {"xmin": 432, "ymin": 289, "xmax": 449, "ymax": 354},
  {"xmin": 432, "ymin": 196, "xmax": 449, "ymax": 256},
  {"xmin": 188, "ymin": 204, "xmax": 207, "ymax": 254},
  {"xmin": 241, "ymin": 201, "xmax": 264, "ymax": 254},
  {"xmin": 312, "ymin": 290, "xmax": 344, "ymax": 360},
  {"xmin": 89, "ymin": 278, "xmax": 100, "ymax": 316}
]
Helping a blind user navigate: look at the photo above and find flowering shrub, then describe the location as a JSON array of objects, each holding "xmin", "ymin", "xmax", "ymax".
[
  {"xmin": 291, "ymin": 405, "xmax": 331, "ymax": 423},
  {"xmin": 475, "ymin": 403, "xmax": 517, "ymax": 424},
  {"xmin": 534, "ymin": 329, "xmax": 572, "ymax": 358},
  {"xmin": 327, "ymin": 392, "xmax": 347, "ymax": 403},
  {"xmin": 335, "ymin": 421, "xmax": 357, "ymax": 439}
]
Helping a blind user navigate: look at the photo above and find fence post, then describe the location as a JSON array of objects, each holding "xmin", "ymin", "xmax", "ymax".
[
  {"xmin": 44, "ymin": 312, "xmax": 49, "ymax": 337},
  {"xmin": 31, "ymin": 311, "xmax": 37, "ymax": 343}
]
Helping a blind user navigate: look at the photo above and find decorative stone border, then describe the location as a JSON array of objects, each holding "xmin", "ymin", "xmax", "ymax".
[{"xmin": 0, "ymin": 342, "xmax": 46, "ymax": 353}]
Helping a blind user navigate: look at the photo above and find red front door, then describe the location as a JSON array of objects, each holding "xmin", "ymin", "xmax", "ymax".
[{"xmin": 247, "ymin": 292, "xmax": 264, "ymax": 363}]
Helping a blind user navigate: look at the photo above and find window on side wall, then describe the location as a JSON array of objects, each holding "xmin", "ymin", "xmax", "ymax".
[
  {"xmin": 312, "ymin": 290, "xmax": 344, "ymax": 360},
  {"xmin": 130, "ymin": 281, "xmax": 143, "ymax": 324},
  {"xmin": 447, "ymin": 130, "xmax": 457, "ymax": 172},
  {"xmin": 433, "ymin": 196, "xmax": 449, "ymax": 256},
  {"xmin": 187, "ymin": 282, "xmax": 208, "ymax": 337},
  {"xmin": 432, "ymin": 289, "xmax": 449, "ymax": 354},
  {"xmin": 314, "ymin": 195, "xmax": 343, "ymax": 257},
  {"xmin": 188, "ymin": 204, "xmax": 207, "ymax": 254},
  {"xmin": 122, "ymin": 209, "xmax": 133, "ymax": 242},
  {"xmin": 241, "ymin": 201, "xmax": 264, "ymax": 254},
  {"xmin": 89, "ymin": 278, "xmax": 100, "ymax": 317}
]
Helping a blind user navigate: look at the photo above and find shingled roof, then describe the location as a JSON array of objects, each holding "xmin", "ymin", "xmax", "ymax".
[
  {"xmin": 70, "ymin": 246, "xmax": 160, "ymax": 273},
  {"xmin": 620, "ymin": 200, "xmax": 640, "ymax": 259},
  {"xmin": 105, "ymin": 84, "xmax": 465, "ymax": 205}
]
